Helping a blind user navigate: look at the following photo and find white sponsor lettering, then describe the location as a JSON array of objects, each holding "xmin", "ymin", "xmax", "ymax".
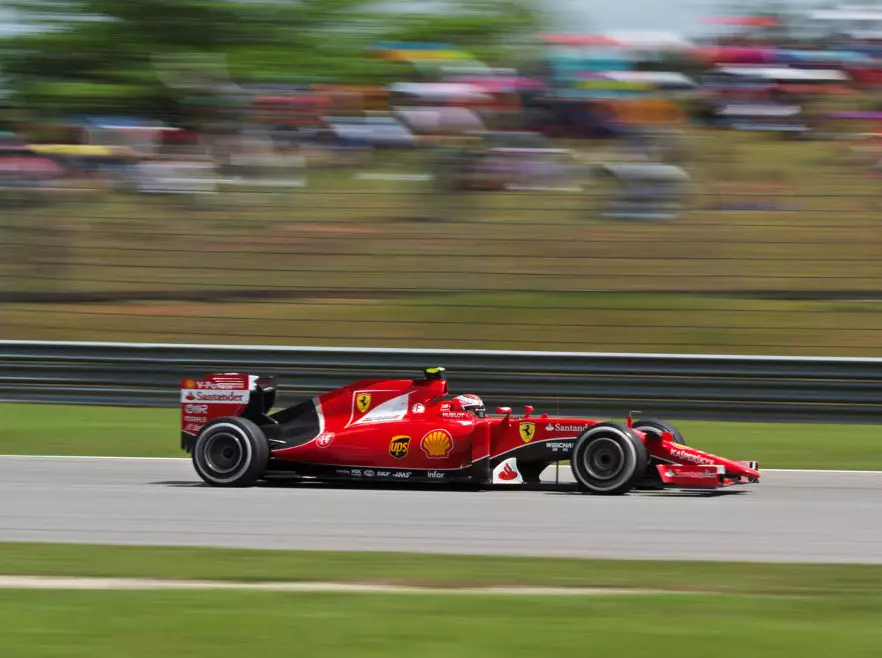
[
  {"xmin": 670, "ymin": 468, "xmax": 718, "ymax": 479},
  {"xmin": 183, "ymin": 415, "xmax": 208, "ymax": 423},
  {"xmin": 545, "ymin": 423, "xmax": 587, "ymax": 433},
  {"xmin": 377, "ymin": 471, "xmax": 391, "ymax": 477},
  {"xmin": 427, "ymin": 471, "xmax": 444, "ymax": 479},
  {"xmin": 315, "ymin": 432, "xmax": 334, "ymax": 448},
  {"xmin": 546, "ymin": 441, "xmax": 575, "ymax": 452},
  {"xmin": 364, "ymin": 470, "xmax": 375, "ymax": 477},
  {"xmin": 411, "ymin": 404, "xmax": 425, "ymax": 414},
  {"xmin": 393, "ymin": 471, "xmax": 411, "ymax": 479},
  {"xmin": 195, "ymin": 379, "xmax": 243, "ymax": 390},
  {"xmin": 181, "ymin": 389, "xmax": 249, "ymax": 404},
  {"xmin": 671, "ymin": 448, "xmax": 716, "ymax": 466},
  {"xmin": 185, "ymin": 404, "xmax": 209, "ymax": 414}
]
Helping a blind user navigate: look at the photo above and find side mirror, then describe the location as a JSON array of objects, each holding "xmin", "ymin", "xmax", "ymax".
[
  {"xmin": 496, "ymin": 406, "xmax": 512, "ymax": 418},
  {"xmin": 524, "ymin": 405, "xmax": 534, "ymax": 419}
]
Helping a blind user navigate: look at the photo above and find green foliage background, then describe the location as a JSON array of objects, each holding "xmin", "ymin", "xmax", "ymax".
[{"xmin": 0, "ymin": 0, "xmax": 547, "ymax": 120}]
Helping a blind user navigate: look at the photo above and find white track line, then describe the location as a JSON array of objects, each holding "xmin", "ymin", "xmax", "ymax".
[
  {"xmin": 0, "ymin": 575, "xmax": 690, "ymax": 595},
  {"xmin": 0, "ymin": 455, "xmax": 878, "ymax": 475}
]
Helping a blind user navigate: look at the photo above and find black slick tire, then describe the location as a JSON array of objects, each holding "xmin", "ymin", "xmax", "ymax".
[
  {"xmin": 633, "ymin": 418, "xmax": 685, "ymax": 445},
  {"xmin": 632, "ymin": 417, "xmax": 684, "ymax": 489},
  {"xmin": 192, "ymin": 417, "xmax": 269, "ymax": 487},
  {"xmin": 571, "ymin": 422, "xmax": 648, "ymax": 495}
]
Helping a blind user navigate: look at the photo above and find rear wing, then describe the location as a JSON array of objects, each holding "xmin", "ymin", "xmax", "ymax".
[{"xmin": 180, "ymin": 373, "xmax": 277, "ymax": 450}]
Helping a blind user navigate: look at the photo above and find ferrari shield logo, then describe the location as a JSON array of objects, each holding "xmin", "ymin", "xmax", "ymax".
[
  {"xmin": 519, "ymin": 422, "xmax": 536, "ymax": 443},
  {"xmin": 356, "ymin": 393, "xmax": 372, "ymax": 413}
]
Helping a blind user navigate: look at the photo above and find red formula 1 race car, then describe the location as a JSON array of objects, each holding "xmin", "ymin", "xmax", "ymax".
[{"xmin": 180, "ymin": 368, "xmax": 760, "ymax": 494}]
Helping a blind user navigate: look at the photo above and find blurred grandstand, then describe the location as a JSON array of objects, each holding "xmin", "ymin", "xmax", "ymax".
[{"xmin": 3, "ymin": 4, "xmax": 882, "ymax": 355}]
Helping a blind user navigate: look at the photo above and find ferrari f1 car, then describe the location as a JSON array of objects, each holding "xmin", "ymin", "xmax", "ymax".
[{"xmin": 180, "ymin": 368, "xmax": 760, "ymax": 494}]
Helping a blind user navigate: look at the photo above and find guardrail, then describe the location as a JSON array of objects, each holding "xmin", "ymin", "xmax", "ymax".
[{"xmin": 1, "ymin": 340, "xmax": 881, "ymax": 422}]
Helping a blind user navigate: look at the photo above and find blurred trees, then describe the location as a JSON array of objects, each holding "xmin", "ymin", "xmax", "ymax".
[{"xmin": 0, "ymin": 0, "xmax": 546, "ymax": 120}]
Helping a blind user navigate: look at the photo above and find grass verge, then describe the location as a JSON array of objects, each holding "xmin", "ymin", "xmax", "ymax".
[
  {"xmin": 1, "ymin": 402, "xmax": 880, "ymax": 469},
  {"xmin": 2, "ymin": 589, "xmax": 881, "ymax": 658},
  {"xmin": 2, "ymin": 543, "xmax": 882, "ymax": 595},
  {"xmin": 2, "ymin": 543, "xmax": 882, "ymax": 657}
]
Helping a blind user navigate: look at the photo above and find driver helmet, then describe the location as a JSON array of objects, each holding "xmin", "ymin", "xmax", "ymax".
[{"xmin": 454, "ymin": 393, "xmax": 485, "ymax": 418}]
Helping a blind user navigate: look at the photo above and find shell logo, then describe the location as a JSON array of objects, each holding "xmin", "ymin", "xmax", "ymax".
[{"xmin": 421, "ymin": 429, "xmax": 454, "ymax": 459}]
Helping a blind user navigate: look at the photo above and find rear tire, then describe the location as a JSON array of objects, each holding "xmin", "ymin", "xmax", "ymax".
[
  {"xmin": 192, "ymin": 417, "xmax": 269, "ymax": 487},
  {"xmin": 571, "ymin": 422, "xmax": 648, "ymax": 495}
]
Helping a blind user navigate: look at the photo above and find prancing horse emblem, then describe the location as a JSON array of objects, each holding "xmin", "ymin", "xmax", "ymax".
[
  {"xmin": 519, "ymin": 422, "xmax": 536, "ymax": 443},
  {"xmin": 356, "ymin": 393, "xmax": 372, "ymax": 413}
]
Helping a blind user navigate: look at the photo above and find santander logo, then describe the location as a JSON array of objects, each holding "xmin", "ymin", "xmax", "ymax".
[
  {"xmin": 180, "ymin": 389, "xmax": 248, "ymax": 404},
  {"xmin": 498, "ymin": 464, "xmax": 518, "ymax": 481}
]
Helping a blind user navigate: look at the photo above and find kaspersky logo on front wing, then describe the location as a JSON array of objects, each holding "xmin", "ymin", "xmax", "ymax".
[{"xmin": 670, "ymin": 448, "xmax": 716, "ymax": 466}]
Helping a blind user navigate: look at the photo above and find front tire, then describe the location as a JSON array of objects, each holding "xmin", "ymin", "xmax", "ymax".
[
  {"xmin": 632, "ymin": 417, "xmax": 684, "ymax": 490},
  {"xmin": 633, "ymin": 417, "xmax": 685, "ymax": 445},
  {"xmin": 571, "ymin": 422, "xmax": 648, "ymax": 495},
  {"xmin": 192, "ymin": 417, "xmax": 269, "ymax": 487}
]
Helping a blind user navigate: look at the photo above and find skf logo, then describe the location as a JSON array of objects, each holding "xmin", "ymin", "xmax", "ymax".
[
  {"xmin": 356, "ymin": 393, "xmax": 372, "ymax": 413},
  {"xmin": 389, "ymin": 436, "xmax": 410, "ymax": 460},
  {"xmin": 519, "ymin": 422, "xmax": 536, "ymax": 443},
  {"xmin": 421, "ymin": 429, "xmax": 454, "ymax": 459}
]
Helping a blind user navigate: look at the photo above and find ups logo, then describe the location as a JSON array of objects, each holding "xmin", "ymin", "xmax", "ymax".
[{"xmin": 389, "ymin": 436, "xmax": 410, "ymax": 460}]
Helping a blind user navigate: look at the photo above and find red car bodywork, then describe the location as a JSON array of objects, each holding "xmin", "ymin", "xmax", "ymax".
[{"xmin": 180, "ymin": 370, "xmax": 760, "ymax": 492}]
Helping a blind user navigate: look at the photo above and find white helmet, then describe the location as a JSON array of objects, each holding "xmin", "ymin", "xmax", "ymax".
[{"xmin": 454, "ymin": 393, "xmax": 485, "ymax": 418}]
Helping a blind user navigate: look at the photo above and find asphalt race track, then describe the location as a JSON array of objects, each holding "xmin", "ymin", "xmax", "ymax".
[{"xmin": 2, "ymin": 456, "xmax": 881, "ymax": 563}]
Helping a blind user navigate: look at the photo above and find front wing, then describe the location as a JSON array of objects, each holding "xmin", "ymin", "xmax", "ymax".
[{"xmin": 655, "ymin": 462, "xmax": 759, "ymax": 489}]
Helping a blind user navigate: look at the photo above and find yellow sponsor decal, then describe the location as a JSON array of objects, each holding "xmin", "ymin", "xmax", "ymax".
[
  {"xmin": 356, "ymin": 393, "xmax": 372, "ymax": 413},
  {"xmin": 519, "ymin": 422, "xmax": 536, "ymax": 443},
  {"xmin": 389, "ymin": 436, "xmax": 410, "ymax": 460},
  {"xmin": 421, "ymin": 430, "xmax": 454, "ymax": 459}
]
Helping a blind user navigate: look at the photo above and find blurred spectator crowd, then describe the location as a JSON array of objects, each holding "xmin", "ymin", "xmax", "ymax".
[{"xmin": 9, "ymin": 5, "xmax": 882, "ymax": 219}]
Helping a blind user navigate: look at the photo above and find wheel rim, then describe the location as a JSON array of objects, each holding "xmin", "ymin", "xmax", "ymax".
[
  {"xmin": 203, "ymin": 432, "xmax": 245, "ymax": 475},
  {"xmin": 583, "ymin": 437, "xmax": 625, "ymax": 481}
]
